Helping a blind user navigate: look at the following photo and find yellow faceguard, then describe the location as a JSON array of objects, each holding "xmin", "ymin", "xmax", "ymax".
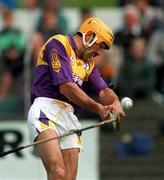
[{"xmin": 79, "ymin": 17, "xmax": 114, "ymax": 49}]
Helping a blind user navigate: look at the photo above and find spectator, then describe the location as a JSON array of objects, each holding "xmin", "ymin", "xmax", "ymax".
[
  {"xmin": 36, "ymin": 8, "xmax": 64, "ymax": 42},
  {"xmin": 80, "ymin": 7, "xmax": 93, "ymax": 22},
  {"xmin": 147, "ymin": 28, "xmax": 164, "ymax": 94},
  {"xmin": 149, "ymin": 0, "xmax": 164, "ymax": 7},
  {"xmin": 20, "ymin": 0, "xmax": 40, "ymax": 39},
  {"xmin": 0, "ymin": 0, "xmax": 17, "ymax": 9},
  {"xmin": 115, "ymin": 5, "xmax": 142, "ymax": 59},
  {"xmin": 31, "ymin": 8, "xmax": 65, "ymax": 66},
  {"xmin": 93, "ymin": 46, "xmax": 122, "ymax": 85},
  {"xmin": 133, "ymin": 0, "xmax": 163, "ymax": 40},
  {"xmin": 38, "ymin": 0, "xmax": 68, "ymax": 34},
  {"xmin": 31, "ymin": 0, "xmax": 68, "ymax": 65},
  {"xmin": 0, "ymin": 9, "xmax": 26, "ymax": 103},
  {"xmin": 25, "ymin": 0, "xmax": 38, "ymax": 11},
  {"xmin": 118, "ymin": 0, "xmax": 164, "ymax": 8},
  {"xmin": 117, "ymin": 38, "xmax": 155, "ymax": 100},
  {"xmin": 117, "ymin": 0, "xmax": 133, "ymax": 6},
  {"xmin": 73, "ymin": 7, "xmax": 93, "ymax": 34}
]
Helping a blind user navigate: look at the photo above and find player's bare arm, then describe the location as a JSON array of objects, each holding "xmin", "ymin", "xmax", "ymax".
[
  {"xmin": 99, "ymin": 87, "xmax": 125, "ymax": 118},
  {"xmin": 59, "ymin": 82, "xmax": 111, "ymax": 120}
]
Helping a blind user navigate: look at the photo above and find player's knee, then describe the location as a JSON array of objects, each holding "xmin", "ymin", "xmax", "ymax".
[{"xmin": 48, "ymin": 164, "xmax": 65, "ymax": 179}]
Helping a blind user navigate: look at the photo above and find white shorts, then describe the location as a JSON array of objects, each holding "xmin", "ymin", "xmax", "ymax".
[{"xmin": 27, "ymin": 97, "xmax": 83, "ymax": 150}]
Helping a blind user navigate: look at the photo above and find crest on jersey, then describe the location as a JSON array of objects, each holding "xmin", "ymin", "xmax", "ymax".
[
  {"xmin": 51, "ymin": 49, "xmax": 61, "ymax": 72},
  {"xmin": 84, "ymin": 62, "xmax": 90, "ymax": 71}
]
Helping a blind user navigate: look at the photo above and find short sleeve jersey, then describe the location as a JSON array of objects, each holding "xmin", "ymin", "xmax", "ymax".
[{"xmin": 31, "ymin": 34, "xmax": 108, "ymax": 113}]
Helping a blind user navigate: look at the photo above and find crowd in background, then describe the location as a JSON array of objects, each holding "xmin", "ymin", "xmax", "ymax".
[{"xmin": 0, "ymin": 0, "xmax": 163, "ymax": 119}]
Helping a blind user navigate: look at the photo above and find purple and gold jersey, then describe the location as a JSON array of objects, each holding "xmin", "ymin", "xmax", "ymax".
[{"xmin": 31, "ymin": 34, "xmax": 108, "ymax": 113}]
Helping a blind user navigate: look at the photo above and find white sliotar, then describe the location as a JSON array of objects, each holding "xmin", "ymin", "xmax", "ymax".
[{"xmin": 121, "ymin": 97, "xmax": 133, "ymax": 110}]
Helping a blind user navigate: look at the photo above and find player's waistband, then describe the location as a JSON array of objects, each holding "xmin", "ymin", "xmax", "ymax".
[{"xmin": 34, "ymin": 97, "xmax": 74, "ymax": 113}]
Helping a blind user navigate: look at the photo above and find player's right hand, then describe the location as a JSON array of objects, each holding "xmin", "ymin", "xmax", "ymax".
[{"xmin": 98, "ymin": 104, "xmax": 111, "ymax": 121}]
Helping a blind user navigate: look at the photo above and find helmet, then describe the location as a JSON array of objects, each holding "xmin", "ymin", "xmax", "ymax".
[{"xmin": 79, "ymin": 17, "xmax": 114, "ymax": 49}]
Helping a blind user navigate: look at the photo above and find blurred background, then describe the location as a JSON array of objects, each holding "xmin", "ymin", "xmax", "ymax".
[{"xmin": 0, "ymin": 0, "xmax": 164, "ymax": 179}]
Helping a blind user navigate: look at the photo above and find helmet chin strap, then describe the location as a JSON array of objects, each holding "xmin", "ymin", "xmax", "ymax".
[{"xmin": 82, "ymin": 32, "xmax": 99, "ymax": 48}]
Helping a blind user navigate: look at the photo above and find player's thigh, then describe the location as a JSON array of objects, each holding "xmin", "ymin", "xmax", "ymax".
[
  {"xmin": 61, "ymin": 148, "xmax": 79, "ymax": 177},
  {"xmin": 36, "ymin": 129, "xmax": 64, "ymax": 170}
]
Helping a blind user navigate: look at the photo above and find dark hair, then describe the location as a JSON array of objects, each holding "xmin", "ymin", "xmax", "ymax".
[
  {"xmin": 81, "ymin": 7, "xmax": 92, "ymax": 16},
  {"xmin": 76, "ymin": 31, "xmax": 83, "ymax": 36}
]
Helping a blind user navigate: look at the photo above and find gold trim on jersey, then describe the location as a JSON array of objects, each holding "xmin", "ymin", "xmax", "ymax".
[{"xmin": 36, "ymin": 35, "xmax": 57, "ymax": 67}]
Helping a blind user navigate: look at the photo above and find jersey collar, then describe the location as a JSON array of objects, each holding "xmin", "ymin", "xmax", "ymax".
[{"xmin": 67, "ymin": 34, "xmax": 78, "ymax": 57}]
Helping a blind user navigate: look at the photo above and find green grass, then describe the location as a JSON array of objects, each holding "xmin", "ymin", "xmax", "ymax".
[{"xmin": 67, "ymin": 0, "xmax": 117, "ymax": 7}]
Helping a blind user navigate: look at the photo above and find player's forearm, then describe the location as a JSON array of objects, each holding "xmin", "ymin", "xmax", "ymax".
[
  {"xmin": 99, "ymin": 87, "xmax": 119, "ymax": 105},
  {"xmin": 59, "ymin": 82, "xmax": 102, "ymax": 113}
]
